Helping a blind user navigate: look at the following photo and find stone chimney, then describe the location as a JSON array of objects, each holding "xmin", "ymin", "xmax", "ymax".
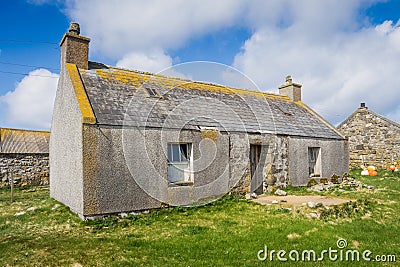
[
  {"xmin": 60, "ymin": 22, "xmax": 90, "ymax": 70},
  {"xmin": 278, "ymin": 75, "xmax": 302, "ymax": 102}
]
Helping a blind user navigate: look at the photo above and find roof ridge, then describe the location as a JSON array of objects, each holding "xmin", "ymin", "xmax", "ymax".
[
  {"xmin": 86, "ymin": 63, "xmax": 291, "ymax": 101},
  {"xmin": 0, "ymin": 127, "xmax": 50, "ymax": 134}
]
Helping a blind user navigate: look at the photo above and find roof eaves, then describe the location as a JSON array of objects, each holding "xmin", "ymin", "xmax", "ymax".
[{"xmin": 66, "ymin": 63, "xmax": 97, "ymax": 124}]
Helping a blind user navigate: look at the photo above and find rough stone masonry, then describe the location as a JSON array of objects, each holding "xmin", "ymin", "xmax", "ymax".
[
  {"xmin": 338, "ymin": 103, "xmax": 400, "ymax": 169},
  {"xmin": 0, "ymin": 154, "xmax": 49, "ymax": 187},
  {"xmin": 0, "ymin": 128, "xmax": 50, "ymax": 187}
]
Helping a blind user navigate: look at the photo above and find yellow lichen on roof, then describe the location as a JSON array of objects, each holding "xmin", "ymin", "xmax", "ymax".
[
  {"xmin": 95, "ymin": 66, "xmax": 290, "ymax": 100},
  {"xmin": 1, "ymin": 128, "xmax": 50, "ymax": 141},
  {"xmin": 66, "ymin": 63, "xmax": 96, "ymax": 124},
  {"xmin": 95, "ymin": 68, "xmax": 151, "ymax": 88},
  {"xmin": 175, "ymin": 81, "xmax": 290, "ymax": 100},
  {"xmin": 0, "ymin": 127, "xmax": 50, "ymax": 154}
]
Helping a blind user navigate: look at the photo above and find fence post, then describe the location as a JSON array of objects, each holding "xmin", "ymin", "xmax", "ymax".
[{"xmin": 10, "ymin": 172, "xmax": 14, "ymax": 203}]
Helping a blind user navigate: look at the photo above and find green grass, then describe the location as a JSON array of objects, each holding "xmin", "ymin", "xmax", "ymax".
[{"xmin": 0, "ymin": 170, "xmax": 399, "ymax": 266}]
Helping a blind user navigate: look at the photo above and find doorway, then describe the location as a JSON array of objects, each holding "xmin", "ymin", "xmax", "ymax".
[{"xmin": 250, "ymin": 144, "xmax": 263, "ymax": 194}]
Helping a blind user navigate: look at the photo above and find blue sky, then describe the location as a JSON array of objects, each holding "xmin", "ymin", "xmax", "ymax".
[{"xmin": 1, "ymin": 0, "xmax": 400, "ymax": 130}]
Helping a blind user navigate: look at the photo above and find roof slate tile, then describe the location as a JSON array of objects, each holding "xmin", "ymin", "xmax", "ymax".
[{"xmin": 79, "ymin": 65, "xmax": 342, "ymax": 139}]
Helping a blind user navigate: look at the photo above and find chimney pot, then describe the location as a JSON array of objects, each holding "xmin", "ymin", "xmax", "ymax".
[{"xmin": 68, "ymin": 22, "xmax": 80, "ymax": 35}]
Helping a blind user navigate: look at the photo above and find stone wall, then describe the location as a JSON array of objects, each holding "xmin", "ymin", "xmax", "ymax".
[
  {"xmin": 338, "ymin": 107, "xmax": 400, "ymax": 169},
  {"xmin": 229, "ymin": 134, "xmax": 289, "ymax": 195},
  {"xmin": 269, "ymin": 136, "xmax": 289, "ymax": 189},
  {"xmin": 0, "ymin": 154, "xmax": 49, "ymax": 187}
]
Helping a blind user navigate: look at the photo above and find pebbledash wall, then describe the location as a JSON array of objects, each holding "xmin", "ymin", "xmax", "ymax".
[
  {"xmin": 0, "ymin": 128, "xmax": 50, "ymax": 187},
  {"xmin": 338, "ymin": 104, "xmax": 400, "ymax": 169}
]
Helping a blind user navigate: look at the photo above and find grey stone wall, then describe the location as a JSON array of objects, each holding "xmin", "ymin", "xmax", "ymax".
[
  {"xmin": 270, "ymin": 136, "xmax": 289, "ymax": 188},
  {"xmin": 229, "ymin": 134, "xmax": 289, "ymax": 195},
  {"xmin": 0, "ymin": 154, "xmax": 49, "ymax": 187},
  {"xmin": 338, "ymin": 108, "xmax": 400, "ymax": 169},
  {"xmin": 288, "ymin": 136, "xmax": 349, "ymax": 186}
]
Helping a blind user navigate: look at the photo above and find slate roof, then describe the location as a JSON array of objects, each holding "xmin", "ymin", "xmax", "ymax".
[
  {"xmin": 0, "ymin": 128, "xmax": 50, "ymax": 154},
  {"xmin": 78, "ymin": 63, "xmax": 343, "ymax": 140}
]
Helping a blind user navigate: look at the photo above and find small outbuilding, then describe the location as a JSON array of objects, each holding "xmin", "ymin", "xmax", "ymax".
[
  {"xmin": 0, "ymin": 127, "xmax": 50, "ymax": 187},
  {"xmin": 50, "ymin": 23, "xmax": 348, "ymax": 219},
  {"xmin": 338, "ymin": 103, "xmax": 400, "ymax": 169}
]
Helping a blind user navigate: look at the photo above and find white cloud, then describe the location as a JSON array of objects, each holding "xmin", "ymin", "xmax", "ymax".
[
  {"xmin": 116, "ymin": 49, "xmax": 173, "ymax": 73},
  {"xmin": 232, "ymin": 2, "xmax": 400, "ymax": 124},
  {"xmin": 1, "ymin": 69, "xmax": 59, "ymax": 130},
  {"xmin": 65, "ymin": 0, "xmax": 244, "ymax": 58},
  {"xmin": 63, "ymin": 0, "xmax": 400, "ymax": 124}
]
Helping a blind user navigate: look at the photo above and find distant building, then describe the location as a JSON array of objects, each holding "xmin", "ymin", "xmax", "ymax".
[
  {"xmin": 0, "ymin": 128, "xmax": 50, "ymax": 187},
  {"xmin": 50, "ymin": 23, "xmax": 348, "ymax": 219},
  {"xmin": 338, "ymin": 103, "xmax": 400, "ymax": 169}
]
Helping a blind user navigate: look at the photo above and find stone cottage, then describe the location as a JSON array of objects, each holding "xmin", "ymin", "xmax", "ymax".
[
  {"xmin": 0, "ymin": 127, "xmax": 50, "ymax": 187},
  {"xmin": 338, "ymin": 103, "xmax": 400, "ymax": 169},
  {"xmin": 50, "ymin": 23, "xmax": 348, "ymax": 219}
]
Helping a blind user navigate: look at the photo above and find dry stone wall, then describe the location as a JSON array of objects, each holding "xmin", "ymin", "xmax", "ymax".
[
  {"xmin": 338, "ymin": 108, "xmax": 400, "ymax": 169},
  {"xmin": 0, "ymin": 154, "xmax": 49, "ymax": 187},
  {"xmin": 267, "ymin": 136, "xmax": 289, "ymax": 189},
  {"xmin": 229, "ymin": 134, "xmax": 289, "ymax": 195}
]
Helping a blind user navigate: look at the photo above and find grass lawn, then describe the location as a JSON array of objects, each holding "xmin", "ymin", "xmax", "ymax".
[{"xmin": 0, "ymin": 170, "xmax": 399, "ymax": 266}]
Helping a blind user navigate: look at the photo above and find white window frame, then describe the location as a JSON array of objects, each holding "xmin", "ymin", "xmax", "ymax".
[
  {"xmin": 308, "ymin": 147, "xmax": 322, "ymax": 177},
  {"xmin": 167, "ymin": 143, "xmax": 193, "ymax": 186}
]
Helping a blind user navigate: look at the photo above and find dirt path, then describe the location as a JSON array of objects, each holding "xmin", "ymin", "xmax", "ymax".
[{"xmin": 253, "ymin": 195, "xmax": 353, "ymax": 207}]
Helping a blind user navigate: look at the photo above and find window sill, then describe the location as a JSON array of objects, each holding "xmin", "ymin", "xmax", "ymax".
[{"xmin": 168, "ymin": 181, "xmax": 194, "ymax": 187}]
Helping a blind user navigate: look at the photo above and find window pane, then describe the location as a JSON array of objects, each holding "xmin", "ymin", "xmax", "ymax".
[
  {"xmin": 167, "ymin": 144, "xmax": 172, "ymax": 162},
  {"xmin": 180, "ymin": 144, "xmax": 188, "ymax": 161},
  {"xmin": 172, "ymin": 144, "xmax": 180, "ymax": 162},
  {"xmin": 308, "ymin": 147, "xmax": 321, "ymax": 176},
  {"xmin": 310, "ymin": 150, "xmax": 315, "ymax": 162},
  {"xmin": 168, "ymin": 143, "xmax": 193, "ymax": 185}
]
